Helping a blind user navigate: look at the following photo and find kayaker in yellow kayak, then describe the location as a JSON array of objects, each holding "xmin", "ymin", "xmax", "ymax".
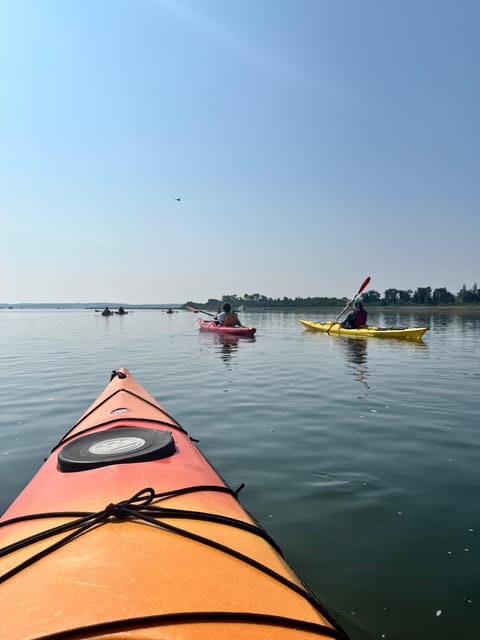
[
  {"xmin": 342, "ymin": 298, "xmax": 367, "ymax": 329},
  {"xmin": 215, "ymin": 302, "xmax": 243, "ymax": 327}
]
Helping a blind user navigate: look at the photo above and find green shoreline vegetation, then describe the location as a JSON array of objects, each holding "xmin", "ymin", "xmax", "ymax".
[{"xmin": 185, "ymin": 283, "xmax": 480, "ymax": 311}]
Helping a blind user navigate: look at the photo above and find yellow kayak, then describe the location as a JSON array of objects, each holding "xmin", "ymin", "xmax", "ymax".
[{"xmin": 300, "ymin": 319, "xmax": 428, "ymax": 340}]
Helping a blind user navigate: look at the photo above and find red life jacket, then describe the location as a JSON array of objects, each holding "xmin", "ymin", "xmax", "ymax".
[{"xmin": 354, "ymin": 309, "xmax": 367, "ymax": 327}]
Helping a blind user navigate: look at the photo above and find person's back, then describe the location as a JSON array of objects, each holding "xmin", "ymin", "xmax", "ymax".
[
  {"xmin": 222, "ymin": 311, "xmax": 239, "ymax": 326},
  {"xmin": 216, "ymin": 302, "xmax": 242, "ymax": 326}
]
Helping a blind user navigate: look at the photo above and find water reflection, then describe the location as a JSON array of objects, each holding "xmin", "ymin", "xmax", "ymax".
[
  {"xmin": 342, "ymin": 338, "xmax": 370, "ymax": 392},
  {"xmin": 200, "ymin": 333, "xmax": 256, "ymax": 364},
  {"xmin": 337, "ymin": 334, "xmax": 427, "ymax": 396},
  {"xmin": 217, "ymin": 335, "xmax": 240, "ymax": 364}
]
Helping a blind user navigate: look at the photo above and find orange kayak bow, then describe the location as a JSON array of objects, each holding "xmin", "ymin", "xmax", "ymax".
[{"xmin": 0, "ymin": 368, "xmax": 349, "ymax": 639}]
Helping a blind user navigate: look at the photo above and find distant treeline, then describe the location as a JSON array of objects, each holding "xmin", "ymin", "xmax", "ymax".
[{"xmin": 185, "ymin": 283, "xmax": 480, "ymax": 309}]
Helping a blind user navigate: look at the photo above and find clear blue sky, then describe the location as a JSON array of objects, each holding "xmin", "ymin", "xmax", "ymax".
[{"xmin": 1, "ymin": 0, "xmax": 479, "ymax": 304}]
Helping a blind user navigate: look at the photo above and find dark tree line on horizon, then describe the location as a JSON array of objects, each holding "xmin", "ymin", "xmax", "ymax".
[{"xmin": 186, "ymin": 283, "xmax": 480, "ymax": 309}]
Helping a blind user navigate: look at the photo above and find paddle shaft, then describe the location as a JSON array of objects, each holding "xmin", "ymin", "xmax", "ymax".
[{"xmin": 186, "ymin": 306, "xmax": 216, "ymax": 317}]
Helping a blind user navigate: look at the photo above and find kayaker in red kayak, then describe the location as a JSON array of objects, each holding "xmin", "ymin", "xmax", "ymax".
[
  {"xmin": 215, "ymin": 302, "xmax": 243, "ymax": 327},
  {"xmin": 342, "ymin": 298, "xmax": 367, "ymax": 329}
]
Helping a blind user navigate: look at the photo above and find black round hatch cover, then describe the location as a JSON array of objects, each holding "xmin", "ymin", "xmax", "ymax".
[{"xmin": 58, "ymin": 427, "xmax": 176, "ymax": 472}]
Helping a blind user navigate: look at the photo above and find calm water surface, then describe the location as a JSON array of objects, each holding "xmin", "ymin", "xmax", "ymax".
[{"xmin": 1, "ymin": 308, "xmax": 479, "ymax": 639}]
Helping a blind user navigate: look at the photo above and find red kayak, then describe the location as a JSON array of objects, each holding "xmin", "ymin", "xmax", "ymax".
[{"xmin": 198, "ymin": 318, "xmax": 256, "ymax": 338}]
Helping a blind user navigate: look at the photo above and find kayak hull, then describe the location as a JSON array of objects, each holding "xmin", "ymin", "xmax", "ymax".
[
  {"xmin": 0, "ymin": 368, "xmax": 346, "ymax": 640},
  {"xmin": 300, "ymin": 319, "xmax": 428, "ymax": 340},
  {"xmin": 198, "ymin": 318, "xmax": 256, "ymax": 337}
]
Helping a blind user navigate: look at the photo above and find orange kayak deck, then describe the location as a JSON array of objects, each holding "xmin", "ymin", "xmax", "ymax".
[{"xmin": 0, "ymin": 368, "xmax": 349, "ymax": 639}]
